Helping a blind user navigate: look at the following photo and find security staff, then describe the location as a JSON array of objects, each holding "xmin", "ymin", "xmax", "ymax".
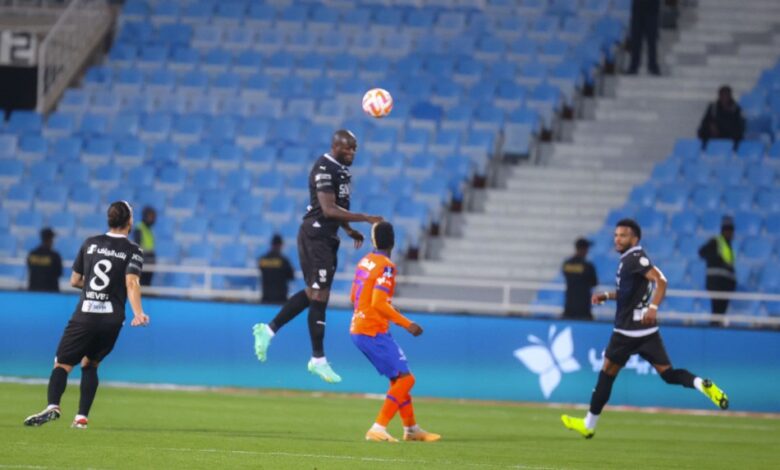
[
  {"xmin": 562, "ymin": 238, "xmax": 598, "ymax": 320},
  {"xmin": 699, "ymin": 216, "xmax": 736, "ymax": 322},
  {"xmin": 27, "ymin": 227, "xmax": 63, "ymax": 292},
  {"xmin": 133, "ymin": 206, "xmax": 156, "ymax": 286},
  {"xmin": 258, "ymin": 234, "xmax": 295, "ymax": 304}
]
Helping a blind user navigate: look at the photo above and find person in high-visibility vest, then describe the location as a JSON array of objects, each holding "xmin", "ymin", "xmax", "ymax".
[
  {"xmin": 698, "ymin": 216, "xmax": 736, "ymax": 323},
  {"xmin": 133, "ymin": 206, "xmax": 157, "ymax": 286}
]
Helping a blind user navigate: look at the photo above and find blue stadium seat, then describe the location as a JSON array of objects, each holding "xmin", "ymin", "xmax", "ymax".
[
  {"xmin": 211, "ymin": 143, "xmax": 243, "ymax": 171},
  {"xmin": 136, "ymin": 189, "xmax": 166, "ymax": 211},
  {"xmin": 253, "ymin": 171, "xmax": 285, "ymax": 197},
  {"xmin": 18, "ymin": 135, "xmax": 48, "ymax": 161},
  {"xmin": 765, "ymin": 212, "xmax": 780, "ymax": 236},
  {"xmin": 0, "ymin": 160, "xmax": 23, "ymax": 186},
  {"xmin": 672, "ymin": 138, "xmax": 701, "ymax": 160},
  {"xmin": 49, "ymin": 212, "xmax": 76, "ymax": 236},
  {"xmin": 277, "ymin": 146, "xmax": 309, "ymax": 175},
  {"xmin": 689, "ymin": 186, "xmax": 722, "ymax": 210},
  {"xmin": 241, "ymin": 218, "xmax": 273, "ymax": 245},
  {"xmin": 44, "ymin": 112, "xmax": 76, "ymax": 138},
  {"xmin": 182, "ymin": 241, "xmax": 214, "ymax": 266},
  {"xmin": 7, "ymin": 111, "xmax": 42, "ymax": 133},
  {"xmin": 758, "ymin": 266, "xmax": 780, "ymax": 292},
  {"xmin": 155, "ymin": 239, "xmax": 180, "ymax": 264},
  {"xmin": 82, "ymin": 137, "xmax": 115, "ymax": 167},
  {"xmin": 756, "ymin": 189, "xmax": 780, "ymax": 212},
  {"xmin": 670, "ymin": 212, "xmax": 697, "ymax": 234},
  {"xmin": 635, "ymin": 208, "xmax": 666, "ymax": 234},
  {"xmin": 150, "ymin": 141, "xmax": 179, "ymax": 166},
  {"xmin": 217, "ymin": 244, "xmax": 250, "ymax": 268},
  {"xmin": 736, "ymin": 140, "xmax": 765, "ymax": 160},
  {"xmin": 265, "ymin": 195, "xmax": 297, "ymax": 224},
  {"xmin": 168, "ymin": 191, "xmax": 198, "ymax": 219},
  {"xmin": 703, "ymin": 139, "xmax": 733, "ymax": 159},
  {"xmin": 92, "ymin": 165, "xmax": 122, "ymax": 189},
  {"xmin": 681, "ymin": 161, "xmax": 713, "ymax": 185},
  {"xmin": 628, "ymin": 184, "xmax": 656, "ymax": 207},
  {"xmin": 201, "ymin": 192, "xmax": 232, "ymax": 215},
  {"xmin": 177, "ymin": 218, "xmax": 208, "ymax": 244},
  {"xmin": 171, "ymin": 114, "xmax": 205, "ymax": 144},
  {"xmin": 733, "ymin": 211, "xmax": 762, "ymax": 237},
  {"xmin": 723, "ymin": 186, "xmax": 754, "ymax": 211},
  {"xmin": 156, "ymin": 165, "xmax": 187, "ymax": 192},
  {"xmin": 208, "ymin": 216, "xmax": 241, "ymax": 244},
  {"xmin": 76, "ymin": 213, "xmax": 105, "ymax": 238},
  {"xmin": 0, "ymin": 234, "xmax": 17, "ymax": 257},
  {"xmin": 115, "ymin": 138, "xmax": 146, "ymax": 168},
  {"xmin": 739, "ymin": 236, "xmax": 773, "ymax": 264}
]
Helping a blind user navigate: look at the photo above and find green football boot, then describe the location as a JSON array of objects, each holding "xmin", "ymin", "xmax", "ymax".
[
  {"xmin": 702, "ymin": 379, "xmax": 729, "ymax": 410},
  {"xmin": 252, "ymin": 323, "xmax": 273, "ymax": 362},
  {"xmin": 561, "ymin": 414, "xmax": 595, "ymax": 439},
  {"xmin": 307, "ymin": 359, "xmax": 342, "ymax": 383}
]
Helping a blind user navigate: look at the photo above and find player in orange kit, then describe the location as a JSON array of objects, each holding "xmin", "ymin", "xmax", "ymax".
[{"xmin": 350, "ymin": 221, "xmax": 440, "ymax": 443}]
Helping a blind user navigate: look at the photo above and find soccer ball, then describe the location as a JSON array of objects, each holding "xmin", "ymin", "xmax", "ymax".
[{"xmin": 362, "ymin": 88, "xmax": 393, "ymax": 118}]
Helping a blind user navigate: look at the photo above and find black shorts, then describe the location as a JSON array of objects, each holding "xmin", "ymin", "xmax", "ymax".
[
  {"xmin": 604, "ymin": 331, "xmax": 671, "ymax": 367},
  {"xmin": 55, "ymin": 318, "xmax": 123, "ymax": 366},
  {"xmin": 297, "ymin": 227, "xmax": 339, "ymax": 290}
]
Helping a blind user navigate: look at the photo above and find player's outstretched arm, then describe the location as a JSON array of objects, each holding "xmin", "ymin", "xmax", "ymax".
[
  {"xmin": 126, "ymin": 274, "xmax": 150, "ymax": 327},
  {"xmin": 643, "ymin": 267, "xmax": 668, "ymax": 325},
  {"xmin": 317, "ymin": 191, "xmax": 383, "ymax": 224},
  {"xmin": 70, "ymin": 271, "xmax": 84, "ymax": 289},
  {"xmin": 370, "ymin": 288, "xmax": 421, "ymax": 335}
]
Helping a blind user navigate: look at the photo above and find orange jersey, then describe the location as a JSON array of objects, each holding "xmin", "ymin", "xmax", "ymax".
[{"xmin": 350, "ymin": 252, "xmax": 411, "ymax": 336}]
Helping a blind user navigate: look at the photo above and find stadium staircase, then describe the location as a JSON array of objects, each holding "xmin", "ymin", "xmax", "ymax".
[{"xmin": 418, "ymin": 0, "xmax": 780, "ymax": 310}]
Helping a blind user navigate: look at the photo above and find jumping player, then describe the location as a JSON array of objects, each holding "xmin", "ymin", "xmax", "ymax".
[
  {"xmin": 253, "ymin": 130, "xmax": 383, "ymax": 383},
  {"xmin": 351, "ymin": 222, "xmax": 440, "ymax": 443},
  {"xmin": 561, "ymin": 219, "xmax": 729, "ymax": 439},
  {"xmin": 23, "ymin": 201, "xmax": 150, "ymax": 429}
]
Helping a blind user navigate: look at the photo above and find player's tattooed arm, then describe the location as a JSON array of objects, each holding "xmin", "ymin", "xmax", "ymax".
[
  {"xmin": 126, "ymin": 274, "xmax": 150, "ymax": 327},
  {"xmin": 316, "ymin": 191, "xmax": 383, "ymax": 224},
  {"xmin": 70, "ymin": 271, "xmax": 84, "ymax": 289},
  {"xmin": 642, "ymin": 266, "xmax": 668, "ymax": 325}
]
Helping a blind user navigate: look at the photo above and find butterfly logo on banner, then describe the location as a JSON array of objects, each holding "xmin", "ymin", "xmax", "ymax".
[{"xmin": 513, "ymin": 326, "xmax": 580, "ymax": 399}]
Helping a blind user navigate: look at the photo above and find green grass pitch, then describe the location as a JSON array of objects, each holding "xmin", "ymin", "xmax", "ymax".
[{"xmin": 1, "ymin": 382, "xmax": 777, "ymax": 469}]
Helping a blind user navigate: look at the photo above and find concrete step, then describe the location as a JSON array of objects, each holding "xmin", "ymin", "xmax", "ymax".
[
  {"xmin": 502, "ymin": 178, "xmax": 634, "ymax": 195},
  {"xmin": 483, "ymin": 190, "xmax": 627, "ymax": 207},
  {"xmin": 440, "ymin": 251, "xmax": 568, "ymax": 267},
  {"xmin": 507, "ymin": 166, "xmax": 646, "ymax": 184},
  {"xmin": 419, "ymin": 261, "xmax": 559, "ymax": 280},
  {"xmin": 441, "ymin": 238, "xmax": 573, "ymax": 256},
  {"xmin": 482, "ymin": 202, "xmax": 615, "ymax": 218}
]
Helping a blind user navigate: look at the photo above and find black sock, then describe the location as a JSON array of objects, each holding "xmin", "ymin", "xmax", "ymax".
[
  {"xmin": 589, "ymin": 371, "xmax": 617, "ymax": 415},
  {"xmin": 47, "ymin": 367, "xmax": 69, "ymax": 406},
  {"xmin": 268, "ymin": 290, "xmax": 310, "ymax": 332},
  {"xmin": 660, "ymin": 368, "xmax": 696, "ymax": 389},
  {"xmin": 307, "ymin": 300, "xmax": 328, "ymax": 358},
  {"xmin": 78, "ymin": 366, "xmax": 99, "ymax": 417}
]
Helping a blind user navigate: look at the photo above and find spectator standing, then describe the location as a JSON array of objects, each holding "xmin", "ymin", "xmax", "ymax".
[
  {"xmin": 627, "ymin": 0, "xmax": 661, "ymax": 76},
  {"xmin": 698, "ymin": 216, "xmax": 736, "ymax": 323},
  {"xmin": 697, "ymin": 85, "xmax": 745, "ymax": 147},
  {"xmin": 27, "ymin": 227, "xmax": 62, "ymax": 292},
  {"xmin": 133, "ymin": 206, "xmax": 156, "ymax": 286},
  {"xmin": 562, "ymin": 238, "xmax": 599, "ymax": 320},
  {"xmin": 258, "ymin": 234, "xmax": 295, "ymax": 304}
]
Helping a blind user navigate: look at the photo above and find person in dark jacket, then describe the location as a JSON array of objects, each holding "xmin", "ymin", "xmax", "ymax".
[
  {"xmin": 258, "ymin": 234, "xmax": 295, "ymax": 304},
  {"xmin": 27, "ymin": 227, "xmax": 62, "ymax": 292},
  {"xmin": 697, "ymin": 86, "xmax": 745, "ymax": 148},
  {"xmin": 699, "ymin": 216, "xmax": 736, "ymax": 324},
  {"xmin": 562, "ymin": 238, "xmax": 599, "ymax": 320},
  {"xmin": 627, "ymin": 0, "xmax": 661, "ymax": 76}
]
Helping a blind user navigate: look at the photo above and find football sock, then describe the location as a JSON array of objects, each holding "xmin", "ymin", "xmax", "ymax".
[
  {"xmin": 370, "ymin": 423, "xmax": 386, "ymax": 432},
  {"xmin": 589, "ymin": 371, "xmax": 617, "ymax": 415},
  {"xmin": 584, "ymin": 411, "xmax": 599, "ymax": 430},
  {"xmin": 693, "ymin": 377, "xmax": 704, "ymax": 393},
  {"xmin": 398, "ymin": 394, "xmax": 416, "ymax": 427},
  {"xmin": 78, "ymin": 366, "xmax": 99, "ymax": 417},
  {"xmin": 268, "ymin": 290, "xmax": 310, "ymax": 333},
  {"xmin": 376, "ymin": 375, "xmax": 415, "ymax": 427},
  {"xmin": 47, "ymin": 366, "xmax": 69, "ymax": 407},
  {"xmin": 660, "ymin": 368, "xmax": 696, "ymax": 389},
  {"xmin": 307, "ymin": 300, "xmax": 327, "ymax": 358},
  {"xmin": 404, "ymin": 424, "xmax": 421, "ymax": 433}
]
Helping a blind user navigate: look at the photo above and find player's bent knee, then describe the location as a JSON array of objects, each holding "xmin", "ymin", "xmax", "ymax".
[
  {"xmin": 310, "ymin": 289, "xmax": 330, "ymax": 303},
  {"xmin": 659, "ymin": 368, "xmax": 676, "ymax": 384},
  {"xmin": 54, "ymin": 363, "xmax": 73, "ymax": 373},
  {"xmin": 81, "ymin": 358, "xmax": 100, "ymax": 369}
]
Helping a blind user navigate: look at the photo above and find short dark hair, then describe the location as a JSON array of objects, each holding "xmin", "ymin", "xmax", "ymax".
[
  {"xmin": 616, "ymin": 218, "xmax": 642, "ymax": 240},
  {"xmin": 107, "ymin": 201, "xmax": 133, "ymax": 229},
  {"xmin": 371, "ymin": 222, "xmax": 394, "ymax": 251},
  {"xmin": 271, "ymin": 234, "xmax": 283, "ymax": 246},
  {"xmin": 40, "ymin": 227, "xmax": 55, "ymax": 242}
]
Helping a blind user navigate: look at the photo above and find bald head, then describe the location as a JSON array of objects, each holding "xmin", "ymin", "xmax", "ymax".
[{"xmin": 331, "ymin": 129, "xmax": 357, "ymax": 166}]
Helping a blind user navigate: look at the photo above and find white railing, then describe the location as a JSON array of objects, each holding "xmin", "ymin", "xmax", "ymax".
[
  {"xmin": 2, "ymin": 257, "xmax": 780, "ymax": 327},
  {"xmin": 35, "ymin": 0, "xmax": 111, "ymax": 114}
]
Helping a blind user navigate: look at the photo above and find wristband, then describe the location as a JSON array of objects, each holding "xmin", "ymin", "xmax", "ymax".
[
  {"xmin": 603, "ymin": 291, "xmax": 611, "ymax": 300},
  {"xmin": 648, "ymin": 304, "xmax": 659, "ymax": 310}
]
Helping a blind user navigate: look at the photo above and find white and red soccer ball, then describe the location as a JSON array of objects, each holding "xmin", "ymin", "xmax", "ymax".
[{"xmin": 362, "ymin": 88, "xmax": 393, "ymax": 118}]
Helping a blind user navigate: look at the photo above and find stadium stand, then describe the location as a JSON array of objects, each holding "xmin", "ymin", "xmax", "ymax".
[{"xmin": 0, "ymin": 0, "xmax": 628, "ymax": 295}]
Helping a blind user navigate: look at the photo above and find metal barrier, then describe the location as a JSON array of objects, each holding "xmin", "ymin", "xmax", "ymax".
[
  {"xmin": 35, "ymin": 0, "xmax": 111, "ymax": 113},
  {"xmin": 2, "ymin": 256, "xmax": 779, "ymax": 327}
]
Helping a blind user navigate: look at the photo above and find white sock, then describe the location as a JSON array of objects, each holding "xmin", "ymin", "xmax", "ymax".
[
  {"xmin": 46, "ymin": 404, "xmax": 59, "ymax": 411},
  {"xmin": 404, "ymin": 425, "xmax": 421, "ymax": 433},
  {"xmin": 584, "ymin": 412, "xmax": 599, "ymax": 430},
  {"xmin": 311, "ymin": 356, "xmax": 327, "ymax": 365},
  {"xmin": 265, "ymin": 325, "xmax": 275, "ymax": 337},
  {"xmin": 693, "ymin": 377, "xmax": 704, "ymax": 393},
  {"xmin": 74, "ymin": 414, "xmax": 87, "ymax": 421},
  {"xmin": 370, "ymin": 423, "xmax": 386, "ymax": 432}
]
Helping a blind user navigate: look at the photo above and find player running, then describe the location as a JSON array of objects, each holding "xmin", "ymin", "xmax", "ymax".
[
  {"xmin": 351, "ymin": 222, "xmax": 440, "ymax": 443},
  {"xmin": 23, "ymin": 201, "xmax": 150, "ymax": 429},
  {"xmin": 253, "ymin": 130, "xmax": 383, "ymax": 383},
  {"xmin": 561, "ymin": 219, "xmax": 729, "ymax": 439}
]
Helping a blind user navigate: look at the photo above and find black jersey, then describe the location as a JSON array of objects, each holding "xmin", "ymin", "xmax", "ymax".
[
  {"xmin": 614, "ymin": 246, "xmax": 655, "ymax": 335},
  {"xmin": 302, "ymin": 153, "xmax": 351, "ymax": 239},
  {"xmin": 72, "ymin": 233, "xmax": 143, "ymax": 321}
]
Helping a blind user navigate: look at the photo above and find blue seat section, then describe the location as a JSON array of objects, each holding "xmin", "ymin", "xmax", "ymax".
[{"xmin": 2, "ymin": 0, "xmax": 631, "ymax": 292}]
